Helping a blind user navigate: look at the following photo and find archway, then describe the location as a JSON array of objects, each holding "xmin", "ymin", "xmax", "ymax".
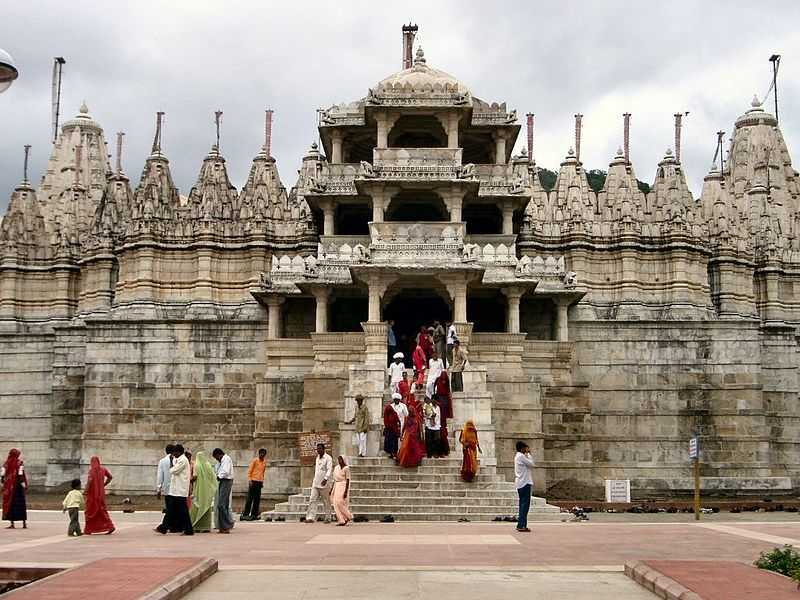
[
  {"xmin": 388, "ymin": 115, "xmax": 447, "ymax": 148},
  {"xmin": 385, "ymin": 190, "xmax": 449, "ymax": 222},
  {"xmin": 384, "ymin": 288, "xmax": 452, "ymax": 359}
]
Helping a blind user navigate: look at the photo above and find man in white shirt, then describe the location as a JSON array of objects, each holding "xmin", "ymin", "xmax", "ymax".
[
  {"xmin": 387, "ymin": 352, "xmax": 406, "ymax": 394},
  {"xmin": 213, "ymin": 448, "xmax": 235, "ymax": 533},
  {"xmin": 304, "ymin": 443, "xmax": 333, "ymax": 523},
  {"xmin": 424, "ymin": 399, "xmax": 442, "ymax": 458},
  {"xmin": 425, "ymin": 350, "xmax": 444, "ymax": 398},
  {"xmin": 391, "ymin": 393, "xmax": 409, "ymax": 435},
  {"xmin": 155, "ymin": 444, "xmax": 174, "ymax": 531},
  {"xmin": 514, "ymin": 441, "xmax": 535, "ymax": 532},
  {"xmin": 446, "ymin": 321, "xmax": 457, "ymax": 366},
  {"xmin": 155, "ymin": 444, "xmax": 193, "ymax": 535}
]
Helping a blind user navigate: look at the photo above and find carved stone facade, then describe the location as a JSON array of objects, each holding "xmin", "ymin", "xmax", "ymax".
[{"xmin": 1, "ymin": 34, "xmax": 799, "ymax": 501}]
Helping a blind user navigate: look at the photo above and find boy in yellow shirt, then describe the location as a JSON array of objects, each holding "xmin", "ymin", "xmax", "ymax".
[{"xmin": 62, "ymin": 478, "xmax": 83, "ymax": 536}]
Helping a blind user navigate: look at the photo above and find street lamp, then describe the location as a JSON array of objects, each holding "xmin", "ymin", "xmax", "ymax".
[{"xmin": 0, "ymin": 48, "xmax": 19, "ymax": 94}]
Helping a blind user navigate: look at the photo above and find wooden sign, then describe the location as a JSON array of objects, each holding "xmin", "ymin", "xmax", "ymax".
[{"xmin": 298, "ymin": 431, "xmax": 332, "ymax": 466}]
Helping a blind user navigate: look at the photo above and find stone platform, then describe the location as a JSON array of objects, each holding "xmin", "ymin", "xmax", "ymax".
[{"xmin": 267, "ymin": 456, "xmax": 562, "ymax": 521}]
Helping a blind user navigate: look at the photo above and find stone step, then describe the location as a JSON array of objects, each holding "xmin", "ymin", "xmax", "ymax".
[
  {"xmin": 351, "ymin": 473, "xmax": 501, "ymax": 483},
  {"xmin": 342, "ymin": 489, "xmax": 522, "ymax": 499},
  {"xmin": 281, "ymin": 497, "xmax": 525, "ymax": 509},
  {"xmin": 346, "ymin": 465, "xmax": 499, "ymax": 476},
  {"xmin": 264, "ymin": 510, "xmax": 565, "ymax": 523},
  {"xmin": 281, "ymin": 492, "xmax": 552, "ymax": 506}
]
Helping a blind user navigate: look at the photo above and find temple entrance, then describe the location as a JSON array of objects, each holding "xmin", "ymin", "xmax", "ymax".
[
  {"xmin": 383, "ymin": 289, "xmax": 451, "ymax": 359},
  {"xmin": 385, "ymin": 190, "xmax": 449, "ymax": 222}
]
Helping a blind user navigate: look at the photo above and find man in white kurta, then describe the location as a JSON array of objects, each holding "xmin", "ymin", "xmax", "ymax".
[
  {"xmin": 305, "ymin": 444, "xmax": 333, "ymax": 523},
  {"xmin": 387, "ymin": 353, "xmax": 406, "ymax": 394},
  {"xmin": 425, "ymin": 351, "xmax": 444, "ymax": 398},
  {"xmin": 390, "ymin": 392, "xmax": 409, "ymax": 435}
]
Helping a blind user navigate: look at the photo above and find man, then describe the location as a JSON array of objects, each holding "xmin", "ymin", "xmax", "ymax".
[
  {"xmin": 387, "ymin": 319, "xmax": 397, "ymax": 367},
  {"xmin": 432, "ymin": 320, "xmax": 446, "ymax": 367},
  {"xmin": 514, "ymin": 441, "xmax": 535, "ymax": 533},
  {"xmin": 156, "ymin": 444, "xmax": 193, "ymax": 535},
  {"xmin": 383, "ymin": 399, "xmax": 401, "ymax": 460},
  {"xmin": 425, "ymin": 349, "xmax": 444, "ymax": 399},
  {"xmin": 241, "ymin": 448, "xmax": 267, "ymax": 521},
  {"xmin": 304, "ymin": 443, "xmax": 333, "ymax": 523},
  {"xmin": 450, "ymin": 339, "xmax": 468, "ymax": 392},
  {"xmin": 347, "ymin": 395, "xmax": 370, "ymax": 457},
  {"xmin": 213, "ymin": 448, "xmax": 235, "ymax": 533},
  {"xmin": 424, "ymin": 398, "xmax": 442, "ymax": 458},
  {"xmin": 156, "ymin": 444, "xmax": 174, "ymax": 531},
  {"xmin": 387, "ymin": 352, "xmax": 405, "ymax": 394},
  {"xmin": 390, "ymin": 392, "xmax": 409, "ymax": 435},
  {"xmin": 446, "ymin": 320, "xmax": 457, "ymax": 367}
]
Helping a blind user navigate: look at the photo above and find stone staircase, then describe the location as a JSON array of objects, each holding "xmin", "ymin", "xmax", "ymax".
[{"xmin": 266, "ymin": 456, "xmax": 563, "ymax": 522}]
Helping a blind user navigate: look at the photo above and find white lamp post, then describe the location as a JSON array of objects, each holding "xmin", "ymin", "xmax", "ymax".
[{"xmin": 0, "ymin": 48, "xmax": 19, "ymax": 94}]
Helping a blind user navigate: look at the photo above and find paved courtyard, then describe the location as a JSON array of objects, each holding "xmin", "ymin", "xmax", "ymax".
[{"xmin": 1, "ymin": 511, "xmax": 797, "ymax": 598}]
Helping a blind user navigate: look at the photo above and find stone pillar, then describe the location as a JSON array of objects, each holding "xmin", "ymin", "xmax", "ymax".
[
  {"xmin": 555, "ymin": 297, "xmax": 570, "ymax": 342},
  {"xmin": 266, "ymin": 296, "xmax": 284, "ymax": 339},
  {"xmin": 448, "ymin": 112, "xmax": 460, "ymax": 149},
  {"xmin": 502, "ymin": 287, "xmax": 523, "ymax": 334},
  {"xmin": 313, "ymin": 288, "xmax": 330, "ymax": 333},
  {"xmin": 501, "ymin": 200, "xmax": 514, "ymax": 235},
  {"xmin": 372, "ymin": 189, "xmax": 386, "ymax": 223},
  {"xmin": 368, "ymin": 285, "xmax": 381, "ymax": 322},
  {"xmin": 448, "ymin": 191, "xmax": 463, "ymax": 223},
  {"xmin": 376, "ymin": 114, "xmax": 389, "ymax": 149},
  {"xmin": 494, "ymin": 131, "xmax": 507, "ymax": 165},
  {"xmin": 320, "ymin": 199, "xmax": 335, "ymax": 235},
  {"xmin": 331, "ymin": 130, "xmax": 343, "ymax": 164},
  {"xmin": 451, "ymin": 282, "xmax": 468, "ymax": 322},
  {"xmin": 361, "ymin": 321, "xmax": 388, "ymax": 366}
]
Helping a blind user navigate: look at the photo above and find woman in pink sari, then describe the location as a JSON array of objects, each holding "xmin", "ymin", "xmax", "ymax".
[
  {"xmin": 84, "ymin": 456, "xmax": 115, "ymax": 535},
  {"xmin": 330, "ymin": 455, "xmax": 352, "ymax": 526}
]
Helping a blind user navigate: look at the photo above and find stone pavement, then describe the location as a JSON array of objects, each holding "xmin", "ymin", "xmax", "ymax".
[{"xmin": 0, "ymin": 511, "xmax": 797, "ymax": 599}]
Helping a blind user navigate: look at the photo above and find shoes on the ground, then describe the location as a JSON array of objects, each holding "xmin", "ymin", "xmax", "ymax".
[
  {"xmin": 154, "ymin": 527, "xmax": 166, "ymax": 535},
  {"xmin": 458, "ymin": 517, "xmax": 470, "ymax": 523},
  {"xmin": 516, "ymin": 527, "xmax": 531, "ymax": 533},
  {"xmin": 182, "ymin": 532, "xmax": 194, "ymax": 536},
  {"xmin": 218, "ymin": 529, "xmax": 231, "ymax": 534},
  {"xmin": 380, "ymin": 515, "xmax": 394, "ymax": 523}
]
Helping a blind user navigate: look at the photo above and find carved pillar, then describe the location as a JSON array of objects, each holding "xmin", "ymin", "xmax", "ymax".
[
  {"xmin": 501, "ymin": 199, "xmax": 514, "ymax": 234},
  {"xmin": 376, "ymin": 113, "xmax": 389, "ymax": 149},
  {"xmin": 368, "ymin": 285, "xmax": 381, "ymax": 322},
  {"xmin": 372, "ymin": 188, "xmax": 386, "ymax": 223},
  {"xmin": 448, "ymin": 112, "xmax": 460, "ymax": 149},
  {"xmin": 448, "ymin": 190, "xmax": 464, "ymax": 223},
  {"xmin": 494, "ymin": 131, "xmax": 507, "ymax": 165},
  {"xmin": 331, "ymin": 130, "xmax": 343, "ymax": 164},
  {"xmin": 361, "ymin": 321, "xmax": 389, "ymax": 366},
  {"xmin": 555, "ymin": 297, "xmax": 570, "ymax": 342},
  {"xmin": 320, "ymin": 199, "xmax": 335, "ymax": 235},
  {"xmin": 502, "ymin": 287, "xmax": 523, "ymax": 334},
  {"xmin": 313, "ymin": 288, "xmax": 330, "ymax": 333},
  {"xmin": 266, "ymin": 296, "xmax": 285, "ymax": 339}
]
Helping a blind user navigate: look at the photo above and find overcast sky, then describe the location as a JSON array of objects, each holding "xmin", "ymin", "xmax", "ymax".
[{"xmin": 1, "ymin": 1, "xmax": 799, "ymax": 214}]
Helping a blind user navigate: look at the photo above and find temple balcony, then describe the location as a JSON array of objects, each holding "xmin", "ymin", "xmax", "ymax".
[{"xmin": 360, "ymin": 148, "xmax": 473, "ymax": 183}]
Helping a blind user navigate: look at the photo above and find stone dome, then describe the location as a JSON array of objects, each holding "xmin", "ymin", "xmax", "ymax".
[
  {"xmin": 375, "ymin": 47, "xmax": 470, "ymax": 96},
  {"xmin": 62, "ymin": 102, "xmax": 104, "ymax": 133}
]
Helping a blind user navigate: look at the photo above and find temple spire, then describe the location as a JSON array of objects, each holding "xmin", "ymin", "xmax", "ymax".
[
  {"xmin": 214, "ymin": 110, "xmax": 223, "ymax": 151},
  {"xmin": 265, "ymin": 109, "xmax": 274, "ymax": 158},
  {"xmin": 22, "ymin": 144, "xmax": 31, "ymax": 186},
  {"xmin": 574, "ymin": 113, "xmax": 583, "ymax": 163},
  {"xmin": 623, "ymin": 112, "xmax": 631, "ymax": 164},
  {"xmin": 115, "ymin": 132, "xmax": 125, "ymax": 175},
  {"xmin": 151, "ymin": 111, "xmax": 164, "ymax": 155},
  {"xmin": 674, "ymin": 112, "xmax": 687, "ymax": 163},
  {"xmin": 401, "ymin": 23, "xmax": 418, "ymax": 69},
  {"xmin": 526, "ymin": 113, "xmax": 534, "ymax": 163}
]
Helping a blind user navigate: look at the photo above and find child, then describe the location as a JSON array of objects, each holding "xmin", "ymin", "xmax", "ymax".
[{"xmin": 62, "ymin": 478, "xmax": 83, "ymax": 537}]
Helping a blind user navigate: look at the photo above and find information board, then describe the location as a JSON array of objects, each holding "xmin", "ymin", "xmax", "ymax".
[
  {"xmin": 604, "ymin": 479, "xmax": 631, "ymax": 503},
  {"xmin": 689, "ymin": 436, "xmax": 699, "ymax": 459},
  {"xmin": 298, "ymin": 431, "xmax": 332, "ymax": 466}
]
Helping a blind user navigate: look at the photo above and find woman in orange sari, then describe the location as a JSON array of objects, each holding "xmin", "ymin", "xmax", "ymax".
[
  {"xmin": 459, "ymin": 421, "xmax": 481, "ymax": 482},
  {"xmin": 397, "ymin": 403, "xmax": 425, "ymax": 467},
  {"xmin": 84, "ymin": 456, "xmax": 115, "ymax": 535}
]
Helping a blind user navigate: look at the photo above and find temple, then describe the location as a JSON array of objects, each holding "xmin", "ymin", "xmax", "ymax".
[{"xmin": 1, "ymin": 26, "xmax": 799, "ymax": 504}]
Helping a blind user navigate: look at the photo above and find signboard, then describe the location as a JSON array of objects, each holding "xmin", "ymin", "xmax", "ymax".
[
  {"xmin": 298, "ymin": 431, "xmax": 332, "ymax": 466},
  {"xmin": 604, "ymin": 479, "xmax": 631, "ymax": 503},
  {"xmin": 689, "ymin": 436, "xmax": 699, "ymax": 459}
]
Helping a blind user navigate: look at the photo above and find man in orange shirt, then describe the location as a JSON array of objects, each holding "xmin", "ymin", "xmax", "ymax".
[{"xmin": 240, "ymin": 448, "xmax": 267, "ymax": 521}]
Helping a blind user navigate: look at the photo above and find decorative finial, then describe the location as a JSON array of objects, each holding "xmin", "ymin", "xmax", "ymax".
[
  {"xmin": 665, "ymin": 147, "xmax": 673, "ymax": 156},
  {"xmin": 616, "ymin": 147, "xmax": 624, "ymax": 157},
  {"xmin": 264, "ymin": 109, "xmax": 274, "ymax": 158},
  {"xmin": 751, "ymin": 94, "xmax": 762, "ymax": 108},
  {"xmin": 567, "ymin": 147, "xmax": 575, "ymax": 157},
  {"xmin": 214, "ymin": 110, "xmax": 223, "ymax": 151},
  {"xmin": 311, "ymin": 141, "xmax": 318, "ymax": 151},
  {"xmin": 79, "ymin": 101, "xmax": 89, "ymax": 115},
  {"xmin": 151, "ymin": 111, "xmax": 165, "ymax": 155},
  {"xmin": 414, "ymin": 46, "xmax": 426, "ymax": 66},
  {"xmin": 22, "ymin": 145, "xmax": 31, "ymax": 185},
  {"xmin": 115, "ymin": 132, "xmax": 124, "ymax": 175}
]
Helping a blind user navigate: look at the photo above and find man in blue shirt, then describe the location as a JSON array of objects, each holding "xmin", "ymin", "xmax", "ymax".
[{"xmin": 387, "ymin": 319, "xmax": 397, "ymax": 367}]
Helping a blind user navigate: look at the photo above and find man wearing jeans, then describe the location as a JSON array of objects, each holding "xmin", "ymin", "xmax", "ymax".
[{"xmin": 514, "ymin": 440, "xmax": 535, "ymax": 533}]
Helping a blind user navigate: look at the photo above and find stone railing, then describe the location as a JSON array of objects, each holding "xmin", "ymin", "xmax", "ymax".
[
  {"xmin": 311, "ymin": 332, "xmax": 365, "ymax": 372},
  {"xmin": 305, "ymin": 163, "xmax": 359, "ymax": 195},
  {"xmin": 461, "ymin": 242, "xmax": 518, "ymax": 266},
  {"xmin": 317, "ymin": 236, "xmax": 371, "ymax": 263},
  {"xmin": 366, "ymin": 148, "xmax": 469, "ymax": 181},
  {"xmin": 368, "ymin": 221, "xmax": 465, "ymax": 263},
  {"xmin": 475, "ymin": 164, "xmax": 530, "ymax": 196}
]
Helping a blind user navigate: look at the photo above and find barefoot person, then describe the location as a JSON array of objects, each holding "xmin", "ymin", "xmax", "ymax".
[
  {"xmin": 212, "ymin": 448, "xmax": 234, "ymax": 534},
  {"xmin": 330, "ymin": 456, "xmax": 352, "ymax": 526},
  {"xmin": 459, "ymin": 421, "xmax": 481, "ymax": 482},
  {"xmin": 156, "ymin": 444, "xmax": 194, "ymax": 535},
  {"xmin": 305, "ymin": 443, "xmax": 333, "ymax": 523},
  {"xmin": 62, "ymin": 478, "xmax": 84, "ymax": 537},
  {"xmin": 189, "ymin": 451, "xmax": 217, "ymax": 533},
  {"xmin": 397, "ymin": 406, "xmax": 425, "ymax": 468},
  {"xmin": 347, "ymin": 396, "xmax": 370, "ymax": 458},
  {"xmin": 383, "ymin": 396, "xmax": 402, "ymax": 460},
  {"xmin": 1, "ymin": 449, "xmax": 27, "ymax": 529},
  {"xmin": 241, "ymin": 448, "xmax": 267, "ymax": 521},
  {"xmin": 84, "ymin": 456, "xmax": 115, "ymax": 535},
  {"xmin": 514, "ymin": 441, "xmax": 535, "ymax": 533}
]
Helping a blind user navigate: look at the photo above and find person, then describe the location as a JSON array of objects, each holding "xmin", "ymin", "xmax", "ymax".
[
  {"xmin": 304, "ymin": 443, "xmax": 333, "ymax": 523},
  {"xmin": 62, "ymin": 478, "xmax": 83, "ymax": 537},
  {"xmin": 514, "ymin": 441, "xmax": 535, "ymax": 533},
  {"xmin": 446, "ymin": 320, "xmax": 457, "ymax": 366},
  {"xmin": 397, "ymin": 405, "xmax": 425, "ymax": 468},
  {"xmin": 156, "ymin": 444, "xmax": 193, "ymax": 535},
  {"xmin": 189, "ymin": 451, "xmax": 217, "ymax": 532},
  {"xmin": 434, "ymin": 373, "xmax": 452, "ymax": 457},
  {"xmin": 450, "ymin": 340, "xmax": 468, "ymax": 392},
  {"xmin": 418, "ymin": 326, "xmax": 434, "ymax": 360},
  {"xmin": 387, "ymin": 319, "xmax": 397, "ymax": 367},
  {"xmin": 184, "ymin": 450, "xmax": 194, "ymax": 510},
  {"xmin": 241, "ymin": 448, "xmax": 267, "ymax": 521},
  {"xmin": 390, "ymin": 392, "xmax": 409, "ymax": 436},
  {"xmin": 383, "ymin": 398, "xmax": 401, "ymax": 459},
  {"xmin": 424, "ymin": 398, "xmax": 442, "ymax": 458},
  {"xmin": 426, "ymin": 350, "xmax": 444, "ymax": 398},
  {"xmin": 459, "ymin": 421, "xmax": 481, "ymax": 482},
  {"xmin": 330, "ymin": 455, "xmax": 352, "ymax": 526},
  {"xmin": 212, "ymin": 448, "xmax": 234, "ymax": 534},
  {"xmin": 347, "ymin": 395, "xmax": 370, "ymax": 458},
  {"xmin": 398, "ymin": 371, "xmax": 412, "ymax": 403},
  {"xmin": 387, "ymin": 352, "xmax": 406, "ymax": 394},
  {"xmin": 412, "ymin": 342, "xmax": 427, "ymax": 391},
  {"xmin": 156, "ymin": 444, "xmax": 175, "ymax": 531},
  {"xmin": 432, "ymin": 320, "xmax": 446, "ymax": 366},
  {"xmin": 84, "ymin": 456, "xmax": 115, "ymax": 535},
  {"xmin": 1, "ymin": 449, "xmax": 27, "ymax": 529}
]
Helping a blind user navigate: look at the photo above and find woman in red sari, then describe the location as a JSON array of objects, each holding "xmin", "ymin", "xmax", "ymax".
[
  {"xmin": 397, "ymin": 403, "xmax": 425, "ymax": 468},
  {"xmin": 412, "ymin": 342, "xmax": 427, "ymax": 391},
  {"xmin": 2, "ymin": 449, "xmax": 27, "ymax": 528},
  {"xmin": 84, "ymin": 456, "xmax": 115, "ymax": 535},
  {"xmin": 459, "ymin": 421, "xmax": 481, "ymax": 482},
  {"xmin": 418, "ymin": 326, "xmax": 434, "ymax": 360},
  {"xmin": 434, "ymin": 371, "xmax": 453, "ymax": 456}
]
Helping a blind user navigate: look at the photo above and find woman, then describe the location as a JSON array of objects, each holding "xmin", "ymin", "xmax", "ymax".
[
  {"xmin": 330, "ymin": 455, "xmax": 352, "ymax": 526},
  {"xmin": 1, "ymin": 449, "xmax": 27, "ymax": 529},
  {"xmin": 459, "ymin": 421, "xmax": 481, "ymax": 482},
  {"xmin": 397, "ymin": 406, "xmax": 426, "ymax": 468},
  {"xmin": 189, "ymin": 451, "xmax": 217, "ymax": 533},
  {"xmin": 412, "ymin": 342, "xmax": 427, "ymax": 391},
  {"xmin": 383, "ymin": 400, "xmax": 401, "ymax": 460},
  {"xmin": 185, "ymin": 450, "xmax": 194, "ymax": 510},
  {"xmin": 418, "ymin": 326, "xmax": 434, "ymax": 360},
  {"xmin": 434, "ymin": 371, "xmax": 452, "ymax": 457},
  {"xmin": 84, "ymin": 456, "xmax": 115, "ymax": 535}
]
